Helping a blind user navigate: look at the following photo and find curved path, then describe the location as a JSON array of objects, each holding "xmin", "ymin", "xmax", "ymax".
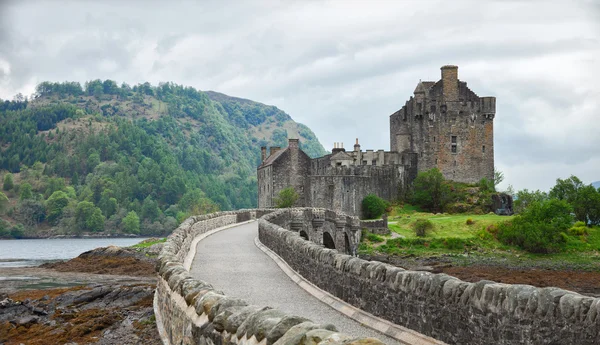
[{"xmin": 189, "ymin": 221, "xmax": 401, "ymax": 345}]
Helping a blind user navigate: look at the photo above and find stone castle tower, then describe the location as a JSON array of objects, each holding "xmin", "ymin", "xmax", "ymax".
[
  {"xmin": 390, "ymin": 65, "xmax": 495, "ymax": 183},
  {"xmin": 258, "ymin": 65, "xmax": 496, "ymax": 216}
]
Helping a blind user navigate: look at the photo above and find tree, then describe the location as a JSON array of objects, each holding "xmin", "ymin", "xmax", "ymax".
[
  {"xmin": 514, "ymin": 189, "xmax": 548, "ymax": 214},
  {"xmin": 411, "ymin": 168, "xmax": 452, "ymax": 213},
  {"xmin": 549, "ymin": 175, "xmax": 584, "ymax": 204},
  {"xmin": 3, "ymin": 174, "xmax": 14, "ymax": 191},
  {"xmin": 20, "ymin": 183, "xmax": 33, "ymax": 200},
  {"xmin": 493, "ymin": 169, "xmax": 504, "ymax": 190},
  {"xmin": 122, "ymin": 211, "xmax": 140, "ymax": 234},
  {"xmin": 0, "ymin": 191, "xmax": 9, "ymax": 214},
  {"xmin": 573, "ymin": 185, "xmax": 600, "ymax": 226},
  {"xmin": 274, "ymin": 187, "xmax": 298, "ymax": 208},
  {"xmin": 141, "ymin": 196, "xmax": 161, "ymax": 221},
  {"xmin": 362, "ymin": 194, "xmax": 388, "ymax": 219},
  {"xmin": 75, "ymin": 201, "xmax": 105, "ymax": 232},
  {"xmin": 46, "ymin": 191, "xmax": 69, "ymax": 224}
]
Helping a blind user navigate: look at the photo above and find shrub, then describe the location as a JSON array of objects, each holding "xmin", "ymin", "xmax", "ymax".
[
  {"xmin": 497, "ymin": 199, "xmax": 573, "ymax": 253},
  {"xmin": 466, "ymin": 218, "xmax": 474, "ymax": 225},
  {"xmin": 362, "ymin": 194, "xmax": 388, "ymax": 219},
  {"xmin": 413, "ymin": 219, "xmax": 434, "ymax": 237},
  {"xmin": 568, "ymin": 221, "xmax": 589, "ymax": 236},
  {"xmin": 274, "ymin": 187, "xmax": 299, "ymax": 208},
  {"xmin": 444, "ymin": 237, "xmax": 466, "ymax": 250},
  {"xmin": 365, "ymin": 232, "xmax": 384, "ymax": 243}
]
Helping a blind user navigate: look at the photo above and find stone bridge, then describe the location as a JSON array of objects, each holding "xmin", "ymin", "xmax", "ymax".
[{"xmin": 155, "ymin": 209, "xmax": 600, "ymax": 345}]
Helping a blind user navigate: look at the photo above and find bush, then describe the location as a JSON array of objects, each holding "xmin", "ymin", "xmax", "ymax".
[
  {"xmin": 274, "ymin": 187, "xmax": 299, "ymax": 208},
  {"xmin": 568, "ymin": 221, "xmax": 589, "ymax": 236},
  {"xmin": 413, "ymin": 219, "xmax": 434, "ymax": 237},
  {"xmin": 364, "ymin": 232, "xmax": 384, "ymax": 243},
  {"xmin": 444, "ymin": 237, "xmax": 466, "ymax": 250},
  {"xmin": 497, "ymin": 199, "xmax": 573, "ymax": 253},
  {"xmin": 362, "ymin": 194, "xmax": 388, "ymax": 219},
  {"xmin": 466, "ymin": 218, "xmax": 474, "ymax": 225}
]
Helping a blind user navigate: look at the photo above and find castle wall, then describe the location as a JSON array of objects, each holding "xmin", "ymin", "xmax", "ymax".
[
  {"xmin": 306, "ymin": 165, "xmax": 405, "ymax": 217},
  {"xmin": 257, "ymin": 165, "xmax": 273, "ymax": 208}
]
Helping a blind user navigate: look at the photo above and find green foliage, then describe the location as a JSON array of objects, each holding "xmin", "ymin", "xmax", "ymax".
[
  {"xmin": 75, "ymin": 201, "xmax": 105, "ymax": 232},
  {"xmin": 572, "ymin": 184, "xmax": 600, "ymax": 226},
  {"xmin": 0, "ymin": 79, "xmax": 327, "ymax": 236},
  {"xmin": 568, "ymin": 222, "xmax": 588, "ymax": 236},
  {"xmin": 19, "ymin": 183, "xmax": 33, "ymax": 200},
  {"xmin": 413, "ymin": 219, "xmax": 434, "ymax": 237},
  {"xmin": 0, "ymin": 192, "xmax": 8, "ymax": 214},
  {"xmin": 493, "ymin": 169, "xmax": 504, "ymax": 190},
  {"xmin": 46, "ymin": 191, "xmax": 69, "ymax": 224},
  {"xmin": 10, "ymin": 224, "xmax": 25, "ymax": 239},
  {"xmin": 411, "ymin": 168, "xmax": 452, "ymax": 213},
  {"xmin": 364, "ymin": 231, "xmax": 384, "ymax": 243},
  {"xmin": 275, "ymin": 187, "xmax": 299, "ymax": 208},
  {"xmin": 514, "ymin": 189, "xmax": 548, "ymax": 214},
  {"xmin": 3, "ymin": 174, "xmax": 13, "ymax": 191},
  {"xmin": 466, "ymin": 218, "xmax": 474, "ymax": 225},
  {"xmin": 131, "ymin": 237, "xmax": 166, "ymax": 248},
  {"xmin": 362, "ymin": 194, "xmax": 388, "ymax": 219},
  {"xmin": 478, "ymin": 178, "xmax": 495, "ymax": 193},
  {"xmin": 123, "ymin": 211, "xmax": 140, "ymax": 234},
  {"xmin": 497, "ymin": 199, "xmax": 573, "ymax": 253}
]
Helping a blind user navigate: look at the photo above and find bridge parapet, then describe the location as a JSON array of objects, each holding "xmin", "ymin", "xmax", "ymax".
[
  {"xmin": 154, "ymin": 208, "xmax": 386, "ymax": 345},
  {"xmin": 258, "ymin": 209, "xmax": 600, "ymax": 345},
  {"xmin": 260, "ymin": 208, "xmax": 361, "ymax": 254}
]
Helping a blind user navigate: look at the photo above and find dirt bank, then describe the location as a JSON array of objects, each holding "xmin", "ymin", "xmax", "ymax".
[{"xmin": 0, "ymin": 245, "xmax": 162, "ymax": 344}]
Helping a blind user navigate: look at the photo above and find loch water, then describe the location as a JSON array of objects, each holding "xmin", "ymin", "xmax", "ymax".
[{"xmin": 0, "ymin": 237, "xmax": 149, "ymax": 268}]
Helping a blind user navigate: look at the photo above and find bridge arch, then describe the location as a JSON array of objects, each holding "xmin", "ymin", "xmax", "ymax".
[
  {"xmin": 323, "ymin": 232, "xmax": 335, "ymax": 249},
  {"xmin": 299, "ymin": 230, "xmax": 309, "ymax": 241}
]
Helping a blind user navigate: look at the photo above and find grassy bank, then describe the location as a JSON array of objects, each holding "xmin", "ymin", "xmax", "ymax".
[{"xmin": 359, "ymin": 205, "xmax": 600, "ymax": 269}]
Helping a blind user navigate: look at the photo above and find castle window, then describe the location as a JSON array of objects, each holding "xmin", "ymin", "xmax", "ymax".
[
  {"xmin": 430, "ymin": 105, "xmax": 436, "ymax": 113},
  {"xmin": 433, "ymin": 136, "xmax": 436, "ymax": 142},
  {"xmin": 435, "ymin": 158, "xmax": 438, "ymax": 164},
  {"xmin": 372, "ymin": 160, "xmax": 376, "ymax": 166},
  {"xmin": 362, "ymin": 160, "xmax": 367, "ymax": 165},
  {"xmin": 336, "ymin": 162, "xmax": 342, "ymax": 166},
  {"xmin": 482, "ymin": 145, "xmax": 486, "ymax": 153},
  {"xmin": 451, "ymin": 136, "xmax": 457, "ymax": 153}
]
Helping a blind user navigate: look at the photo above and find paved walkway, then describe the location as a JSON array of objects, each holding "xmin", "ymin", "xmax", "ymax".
[{"xmin": 190, "ymin": 221, "xmax": 401, "ymax": 345}]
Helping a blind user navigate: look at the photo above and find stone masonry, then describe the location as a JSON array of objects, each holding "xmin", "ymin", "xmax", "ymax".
[{"xmin": 258, "ymin": 65, "xmax": 496, "ymax": 215}]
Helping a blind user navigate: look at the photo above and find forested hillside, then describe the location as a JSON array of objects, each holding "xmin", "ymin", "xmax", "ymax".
[{"xmin": 0, "ymin": 81, "xmax": 326, "ymax": 238}]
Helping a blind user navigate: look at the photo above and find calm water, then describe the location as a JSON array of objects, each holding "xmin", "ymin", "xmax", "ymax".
[{"xmin": 0, "ymin": 238, "xmax": 150, "ymax": 267}]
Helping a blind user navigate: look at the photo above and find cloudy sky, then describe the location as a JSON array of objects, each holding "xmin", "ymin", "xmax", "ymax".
[{"xmin": 0, "ymin": 0, "xmax": 598, "ymax": 191}]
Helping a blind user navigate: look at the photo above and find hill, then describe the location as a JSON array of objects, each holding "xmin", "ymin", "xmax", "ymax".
[
  {"xmin": 593, "ymin": 181, "xmax": 600, "ymax": 189},
  {"xmin": 0, "ymin": 81, "xmax": 326, "ymax": 238}
]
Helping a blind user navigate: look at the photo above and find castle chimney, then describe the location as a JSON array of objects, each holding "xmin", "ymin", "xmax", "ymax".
[
  {"xmin": 354, "ymin": 138, "xmax": 360, "ymax": 152},
  {"xmin": 261, "ymin": 146, "xmax": 267, "ymax": 162},
  {"xmin": 288, "ymin": 138, "xmax": 299, "ymax": 150},
  {"xmin": 441, "ymin": 65, "xmax": 459, "ymax": 102},
  {"xmin": 270, "ymin": 146, "xmax": 281, "ymax": 156}
]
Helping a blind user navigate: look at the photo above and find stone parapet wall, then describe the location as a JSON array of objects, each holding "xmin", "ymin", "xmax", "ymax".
[
  {"xmin": 261, "ymin": 208, "xmax": 361, "ymax": 255},
  {"xmin": 258, "ymin": 214, "xmax": 600, "ymax": 345},
  {"xmin": 155, "ymin": 209, "xmax": 383, "ymax": 345}
]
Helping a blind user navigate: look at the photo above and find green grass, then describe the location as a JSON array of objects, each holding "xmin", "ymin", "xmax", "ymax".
[
  {"xmin": 360, "ymin": 204, "xmax": 600, "ymax": 269},
  {"xmin": 130, "ymin": 238, "xmax": 166, "ymax": 249}
]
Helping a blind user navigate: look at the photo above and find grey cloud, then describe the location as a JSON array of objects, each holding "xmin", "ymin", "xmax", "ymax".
[{"xmin": 0, "ymin": 0, "xmax": 598, "ymax": 191}]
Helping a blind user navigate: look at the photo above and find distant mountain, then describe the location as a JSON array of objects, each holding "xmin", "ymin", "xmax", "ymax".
[
  {"xmin": 593, "ymin": 181, "xmax": 600, "ymax": 189},
  {"xmin": 0, "ymin": 81, "xmax": 326, "ymax": 237}
]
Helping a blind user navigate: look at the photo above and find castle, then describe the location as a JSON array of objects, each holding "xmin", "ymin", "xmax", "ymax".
[{"xmin": 258, "ymin": 65, "xmax": 496, "ymax": 216}]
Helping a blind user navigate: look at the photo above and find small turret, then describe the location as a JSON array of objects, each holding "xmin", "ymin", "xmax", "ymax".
[
  {"xmin": 261, "ymin": 146, "xmax": 267, "ymax": 162},
  {"xmin": 354, "ymin": 138, "xmax": 360, "ymax": 152}
]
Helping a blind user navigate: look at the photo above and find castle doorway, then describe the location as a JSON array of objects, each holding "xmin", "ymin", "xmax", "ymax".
[
  {"xmin": 299, "ymin": 230, "xmax": 309, "ymax": 241},
  {"xmin": 323, "ymin": 232, "xmax": 335, "ymax": 249}
]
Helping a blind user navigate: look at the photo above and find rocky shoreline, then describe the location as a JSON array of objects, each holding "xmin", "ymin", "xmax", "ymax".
[{"xmin": 0, "ymin": 243, "xmax": 163, "ymax": 345}]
